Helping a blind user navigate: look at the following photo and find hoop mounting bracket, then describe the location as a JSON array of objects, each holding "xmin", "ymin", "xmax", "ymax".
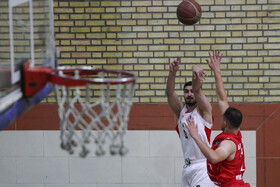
[{"xmin": 22, "ymin": 62, "xmax": 52, "ymax": 97}]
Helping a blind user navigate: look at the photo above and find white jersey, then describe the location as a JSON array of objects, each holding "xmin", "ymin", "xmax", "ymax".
[{"xmin": 178, "ymin": 105, "xmax": 212, "ymax": 165}]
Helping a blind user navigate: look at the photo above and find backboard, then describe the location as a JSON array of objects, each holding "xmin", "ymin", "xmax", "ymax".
[{"xmin": 0, "ymin": 0, "xmax": 55, "ymax": 128}]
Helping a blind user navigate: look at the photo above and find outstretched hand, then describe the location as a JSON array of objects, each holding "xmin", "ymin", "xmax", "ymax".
[
  {"xmin": 192, "ymin": 65, "xmax": 207, "ymax": 82},
  {"xmin": 169, "ymin": 56, "xmax": 180, "ymax": 74},
  {"xmin": 184, "ymin": 116, "xmax": 199, "ymax": 140},
  {"xmin": 206, "ymin": 49, "xmax": 223, "ymax": 73}
]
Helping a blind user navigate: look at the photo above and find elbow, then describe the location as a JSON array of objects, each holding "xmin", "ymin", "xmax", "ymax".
[
  {"xmin": 208, "ymin": 159, "xmax": 219, "ymax": 165},
  {"xmin": 208, "ymin": 156, "xmax": 220, "ymax": 164}
]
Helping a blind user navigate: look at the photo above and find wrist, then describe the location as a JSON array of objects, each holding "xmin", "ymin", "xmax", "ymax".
[
  {"xmin": 169, "ymin": 71, "xmax": 177, "ymax": 76},
  {"xmin": 214, "ymin": 69, "xmax": 221, "ymax": 74},
  {"xmin": 192, "ymin": 135, "xmax": 200, "ymax": 142}
]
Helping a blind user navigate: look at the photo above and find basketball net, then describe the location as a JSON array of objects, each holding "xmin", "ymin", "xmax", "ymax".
[{"xmin": 54, "ymin": 68, "xmax": 136, "ymax": 157}]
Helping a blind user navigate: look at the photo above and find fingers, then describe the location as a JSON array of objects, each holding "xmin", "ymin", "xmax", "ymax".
[
  {"xmin": 186, "ymin": 115, "xmax": 194, "ymax": 126},
  {"xmin": 184, "ymin": 116, "xmax": 199, "ymax": 139},
  {"xmin": 207, "ymin": 49, "xmax": 223, "ymax": 64},
  {"xmin": 174, "ymin": 57, "xmax": 180, "ymax": 66},
  {"xmin": 193, "ymin": 71, "xmax": 205, "ymax": 81},
  {"xmin": 184, "ymin": 119, "xmax": 190, "ymax": 130},
  {"xmin": 171, "ymin": 57, "xmax": 180, "ymax": 66},
  {"xmin": 217, "ymin": 50, "xmax": 220, "ymax": 58},
  {"xmin": 214, "ymin": 49, "xmax": 223, "ymax": 61},
  {"xmin": 194, "ymin": 68, "xmax": 207, "ymax": 81},
  {"xmin": 198, "ymin": 72, "xmax": 206, "ymax": 81},
  {"xmin": 193, "ymin": 73, "xmax": 197, "ymax": 80},
  {"xmin": 173, "ymin": 56, "xmax": 180, "ymax": 63},
  {"xmin": 186, "ymin": 116, "xmax": 197, "ymax": 131},
  {"xmin": 208, "ymin": 51, "xmax": 214, "ymax": 62},
  {"xmin": 169, "ymin": 57, "xmax": 180, "ymax": 72},
  {"xmin": 212, "ymin": 49, "xmax": 216, "ymax": 60},
  {"xmin": 201, "ymin": 71, "xmax": 207, "ymax": 80}
]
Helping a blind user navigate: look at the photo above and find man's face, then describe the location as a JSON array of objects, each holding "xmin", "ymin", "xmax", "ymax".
[{"xmin": 184, "ymin": 85, "xmax": 196, "ymax": 106}]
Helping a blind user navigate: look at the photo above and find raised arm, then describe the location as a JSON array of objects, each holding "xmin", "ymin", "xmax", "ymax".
[
  {"xmin": 166, "ymin": 57, "xmax": 183, "ymax": 119},
  {"xmin": 206, "ymin": 50, "xmax": 229, "ymax": 115},
  {"xmin": 192, "ymin": 65, "xmax": 212, "ymax": 124}
]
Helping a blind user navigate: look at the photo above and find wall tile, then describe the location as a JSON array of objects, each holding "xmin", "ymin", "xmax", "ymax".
[
  {"xmin": 242, "ymin": 131, "xmax": 256, "ymax": 157},
  {"xmin": 69, "ymin": 157, "xmax": 122, "ymax": 183},
  {"xmin": 0, "ymin": 157, "xmax": 16, "ymax": 183},
  {"xmin": 243, "ymin": 157, "xmax": 256, "ymax": 185},
  {"xmin": 150, "ymin": 131, "xmax": 182, "ymax": 157},
  {"xmin": 125, "ymin": 131, "xmax": 150, "ymax": 157},
  {"xmin": 44, "ymin": 131, "xmax": 71, "ymax": 157},
  {"xmin": 0, "ymin": 131, "xmax": 43, "ymax": 156},
  {"xmin": 122, "ymin": 157, "xmax": 174, "ymax": 183},
  {"xmin": 174, "ymin": 158, "xmax": 184, "ymax": 184},
  {"xmin": 17, "ymin": 157, "xmax": 68, "ymax": 183}
]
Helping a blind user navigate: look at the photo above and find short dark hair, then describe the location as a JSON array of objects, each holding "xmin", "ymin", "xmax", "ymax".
[
  {"xmin": 223, "ymin": 107, "xmax": 243, "ymax": 128},
  {"xmin": 184, "ymin": 81, "xmax": 192, "ymax": 89}
]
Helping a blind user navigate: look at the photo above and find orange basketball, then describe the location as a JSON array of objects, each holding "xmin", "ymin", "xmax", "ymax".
[{"xmin": 177, "ymin": 0, "xmax": 202, "ymax": 25}]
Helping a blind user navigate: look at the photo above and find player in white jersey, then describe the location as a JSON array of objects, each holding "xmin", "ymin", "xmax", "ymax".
[{"xmin": 166, "ymin": 57, "xmax": 216, "ymax": 187}]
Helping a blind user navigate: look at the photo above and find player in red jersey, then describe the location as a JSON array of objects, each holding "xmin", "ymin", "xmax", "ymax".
[{"xmin": 185, "ymin": 50, "xmax": 250, "ymax": 187}]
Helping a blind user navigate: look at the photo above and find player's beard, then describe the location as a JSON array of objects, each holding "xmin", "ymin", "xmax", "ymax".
[{"xmin": 185, "ymin": 97, "xmax": 196, "ymax": 106}]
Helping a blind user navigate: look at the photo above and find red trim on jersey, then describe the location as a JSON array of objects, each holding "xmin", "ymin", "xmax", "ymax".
[
  {"xmin": 205, "ymin": 126, "xmax": 212, "ymax": 144},
  {"xmin": 204, "ymin": 115, "xmax": 215, "ymax": 143}
]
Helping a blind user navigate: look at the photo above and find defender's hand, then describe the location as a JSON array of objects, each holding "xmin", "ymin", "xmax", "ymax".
[
  {"xmin": 184, "ymin": 116, "xmax": 199, "ymax": 140},
  {"xmin": 206, "ymin": 49, "xmax": 223, "ymax": 73}
]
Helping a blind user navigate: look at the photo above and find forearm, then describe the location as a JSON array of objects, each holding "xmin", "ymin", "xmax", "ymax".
[
  {"xmin": 166, "ymin": 72, "xmax": 182, "ymax": 118},
  {"xmin": 192, "ymin": 73, "xmax": 201, "ymax": 93},
  {"xmin": 193, "ymin": 136, "xmax": 218, "ymax": 164},
  {"xmin": 192, "ymin": 66, "xmax": 212, "ymax": 122},
  {"xmin": 166, "ymin": 72, "xmax": 176, "ymax": 96},
  {"xmin": 206, "ymin": 50, "xmax": 229, "ymax": 114},
  {"xmin": 214, "ymin": 71, "xmax": 228, "ymax": 103}
]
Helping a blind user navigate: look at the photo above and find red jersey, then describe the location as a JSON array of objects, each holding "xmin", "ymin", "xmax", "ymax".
[{"xmin": 207, "ymin": 131, "xmax": 250, "ymax": 187}]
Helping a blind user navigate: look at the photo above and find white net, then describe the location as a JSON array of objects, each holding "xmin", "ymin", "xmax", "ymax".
[{"xmin": 54, "ymin": 69, "xmax": 135, "ymax": 157}]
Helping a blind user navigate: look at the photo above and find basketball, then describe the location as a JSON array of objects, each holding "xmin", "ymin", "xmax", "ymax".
[{"xmin": 177, "ymin": 0, "xmax": 202, "ymax": 25}]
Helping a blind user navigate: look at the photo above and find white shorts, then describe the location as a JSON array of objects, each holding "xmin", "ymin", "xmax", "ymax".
[{"xmin": 181, "ymin": 159, "xmax": 216, "ymax": 187}]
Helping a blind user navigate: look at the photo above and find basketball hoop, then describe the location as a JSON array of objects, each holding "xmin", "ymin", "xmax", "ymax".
[{"xmin": 23, "ymin": 63, "xmax": 136, "ymax": 157}]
